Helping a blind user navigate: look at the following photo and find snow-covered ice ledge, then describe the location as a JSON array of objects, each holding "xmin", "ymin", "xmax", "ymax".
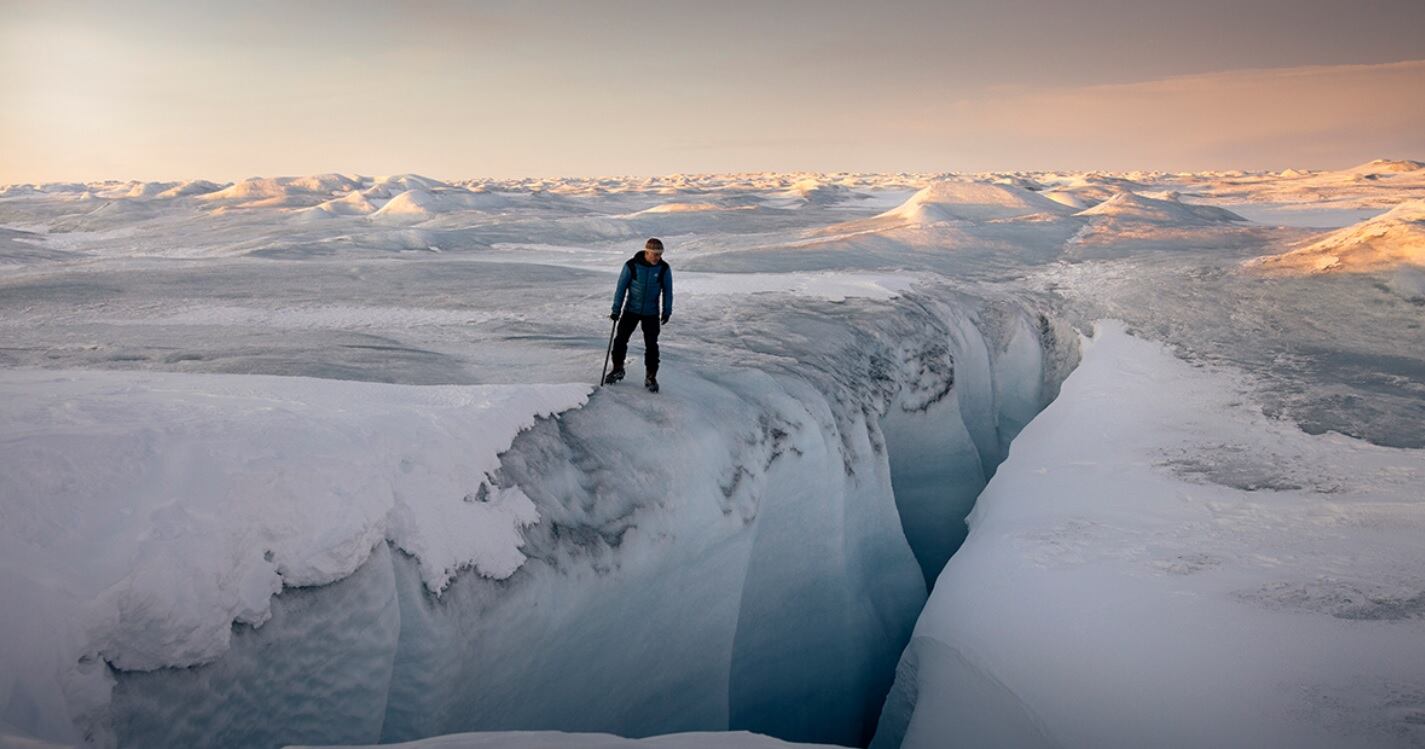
[
  {"xmin": 0, "ymin": 296, "xmax": 1079, "ymax": 749},
  {"xmin": 873, "ymin": 321, "xmax": 1425, "ymax": 749},
  {"xmin": 0, "ymin": 373, "xmax": 589, "ymax": 747}
]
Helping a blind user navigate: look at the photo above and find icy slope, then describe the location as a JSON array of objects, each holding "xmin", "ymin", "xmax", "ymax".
[
  {"xmin": 0, "ymin": 373, "xmax": 589, "ymax": 748},
  {"xmin": 1251, "ymin": 198, "xmax": 1425, "ymax": 272},
  {"xmin": 873, "ymin": 322, "xmax": 1425, "ymax": 749}
]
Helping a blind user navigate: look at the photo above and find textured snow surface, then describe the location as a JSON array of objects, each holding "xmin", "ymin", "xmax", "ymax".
[
  {"xmin": 0, "ymin": 373, "xmax": 588, "ymax": 743},
  {"xmin": 875, "ymin": 322, "xmax": 1425, "ymax": 749}
]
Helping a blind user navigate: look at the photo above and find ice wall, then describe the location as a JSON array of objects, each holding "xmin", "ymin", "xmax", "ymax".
[
  {"xmin": 882, "ymin": 303, "xmax": 1077, "ymax": 586},
  {"xmin": 5, "ymin": 295, "xmax": 1077, "ymax": 749}
]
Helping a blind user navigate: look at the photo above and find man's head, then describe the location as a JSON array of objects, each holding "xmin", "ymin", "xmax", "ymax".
[{"xmin": 643, "ymin": 237, "xmax": 664, "ymax": 264}]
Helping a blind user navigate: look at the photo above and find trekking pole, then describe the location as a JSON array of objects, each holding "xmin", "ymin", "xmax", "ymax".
[{"xmin": 599, "ymin": 316, "xmax": 618, "ymax": 386}]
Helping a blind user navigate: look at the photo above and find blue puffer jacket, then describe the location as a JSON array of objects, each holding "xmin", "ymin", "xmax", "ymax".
[{"xmin": 611, "ymin": 252, "xmax": 672, "ymax": 318}]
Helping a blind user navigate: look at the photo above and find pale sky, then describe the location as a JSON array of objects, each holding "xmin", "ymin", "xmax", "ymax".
[{"xmin": 3, "ymin": 0, "xmax": 1424, "ymax": 182}]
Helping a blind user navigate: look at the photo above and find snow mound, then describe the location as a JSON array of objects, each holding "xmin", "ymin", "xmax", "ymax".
[
  {"xmin": 1253, "ymin": 198, "xmax": 1425, "ymax": 272},
  {"xmin": 364, "ymin": 174, "xmax": 451, "ymax": 199},
  {"xmin": 370, "ymin": 189, "xmax": 511, "ymax": 223},
  {"xmin": 781, "ymin": 178, "xmax": 855, "ymax": 206},
  {"xmin": 109, "ymin": 181, "xmax": 177, "ymax": 199},
  {"xmin": 1039, "ymin": 190, "xmax": 1089, "ymax": 210},
  {"xmin": 989, "ymin": 175, "xmax": 1045, "ymax": 191},
  {"xmin": 1075, "ymin": 191, "xmax": 1246, "ymax": 225},
  {"xmin": 285, "ymin": 173, "xmax": 365, "ymax": 194},
  {"xmin": 371, "ymin": 188, "xmax": 445, "ymax": 219},
  {"xmin": 157, "ymin": 180, "xmax": 224, "ymax": 198},
  {"xmin": 878, "ymin": 180, "xmax": 1071, "ymax": 224},
  {"xmin": 305, "ymin": 190, "xmax": 380, "ymax": 217}
]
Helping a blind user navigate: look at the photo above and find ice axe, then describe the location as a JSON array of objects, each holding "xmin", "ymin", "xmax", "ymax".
[{"xmin": 599, "ymin": 315, "xmax": 618, "ymax": 386}]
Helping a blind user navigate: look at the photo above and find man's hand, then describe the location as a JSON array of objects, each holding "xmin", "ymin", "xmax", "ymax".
[
  {"xmin": 661, "ymin": 313, "xmax": 670, "ymax": 324},
  {"xmin": 610, "ymin": 312, "xmax": 620, "ymax": 321}
]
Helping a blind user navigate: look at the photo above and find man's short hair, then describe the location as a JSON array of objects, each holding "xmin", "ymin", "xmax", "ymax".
[{"xmin": 644, "ymin": 238, "xmax": 664, "ymax": 252}]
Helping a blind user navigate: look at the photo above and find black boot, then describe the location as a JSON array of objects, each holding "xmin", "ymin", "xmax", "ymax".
[
  {"xmin": 645, "ymin": 373, "xmax": 659, "ymax": 393},
  {"xmin": 604, "ymin": 367, "xmax": 625, "ymax": 385}
]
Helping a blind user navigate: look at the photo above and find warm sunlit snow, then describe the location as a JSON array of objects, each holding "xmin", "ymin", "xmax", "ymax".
[{"xmin": 1253, "ymin": 198, "xmax": 1425, "ymax": 272}]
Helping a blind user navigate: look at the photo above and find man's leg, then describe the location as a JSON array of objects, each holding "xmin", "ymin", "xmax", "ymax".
[
  {"xmin": 641, "ymin": 315, "xmax": 661, "ymax": 377},
  {"xmin": 611, "ymin": 313, "xmax": 640, "ymax": 371}
]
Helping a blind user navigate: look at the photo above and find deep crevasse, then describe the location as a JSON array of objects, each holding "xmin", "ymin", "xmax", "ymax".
[{"xmin": 10, "ymin": 293, "xmax": 1079, "ymax": 749}]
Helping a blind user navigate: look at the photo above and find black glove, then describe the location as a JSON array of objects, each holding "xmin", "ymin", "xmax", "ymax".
[
  {"xmin": 660, "ymin": 313, "xmax": 670, "ymax": 324},
  {"xmin": 609, "ymin": 312, "xmax": 620, "ymax": 321}
]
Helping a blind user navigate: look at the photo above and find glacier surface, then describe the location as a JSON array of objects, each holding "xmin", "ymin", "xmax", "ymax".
[{"xmin": 1, "ymin": 164, "xmax": 1423, "ymax": 749}]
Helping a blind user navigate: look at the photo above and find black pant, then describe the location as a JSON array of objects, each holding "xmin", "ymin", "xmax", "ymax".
[{"xmin": 612, "ymin": 312, "xmax": 660, "ymax": 375}]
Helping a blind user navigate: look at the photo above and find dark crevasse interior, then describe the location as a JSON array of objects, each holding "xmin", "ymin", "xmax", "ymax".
[{"xmin": 107, "ymin": 296, "xmax": 1080, "ymax": 749}]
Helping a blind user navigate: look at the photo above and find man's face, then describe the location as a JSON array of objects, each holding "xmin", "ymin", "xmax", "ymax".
[{"xmin": 644, "ymin": 249, "xmax": 663, "ymax": 264}]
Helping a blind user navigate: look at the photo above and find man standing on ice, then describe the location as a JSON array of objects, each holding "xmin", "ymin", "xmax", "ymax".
[{"xmin": 605, "ymin": 238, "xmax": 672, "ymax": 392}]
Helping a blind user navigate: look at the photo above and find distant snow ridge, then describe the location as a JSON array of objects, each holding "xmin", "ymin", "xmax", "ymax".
[
  {"xmin": 1037, "ymin": 174, "xmax": 1149, "ymax": 209},
  {"xmin": 878, "ymin": 180, "xmax": 1072, "ymax": 224},
  {"xmin": 1344, "ymin": 158, "xmax": 1425, "ymax": 176},
  {"xmin": 198, "ymin": 174, "xmax": 364, "ymax": 208},
  {"xmin": 363, "ymin": 174, "xmax": 453, "ymax": 199},
  {"xmin": 111, "ymin": 181, "xmax": 174, "ymax": 199},
  {"xmin": 157, "ymin": 180, "xmax": 223, "ymax": 198},
  {"xmin": 782, "ymin": 178, "xmax": 857, "ymax": 206},
  {"xmin": 1253, "ymin": 198, "xmax": 1425, "ymax": 272},
  {"xmin": 1075, "ymin": 191, "xmax": 1246, "ymax": 225},
  {"xmin": 636, "ymin": 201, "xmax": 727, "ymax": 214}
]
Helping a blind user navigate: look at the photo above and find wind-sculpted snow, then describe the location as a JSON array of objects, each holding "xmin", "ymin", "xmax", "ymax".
[{"xmin": 873, "ymin": 322, "xmax": 1425, "ymax": 749}]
